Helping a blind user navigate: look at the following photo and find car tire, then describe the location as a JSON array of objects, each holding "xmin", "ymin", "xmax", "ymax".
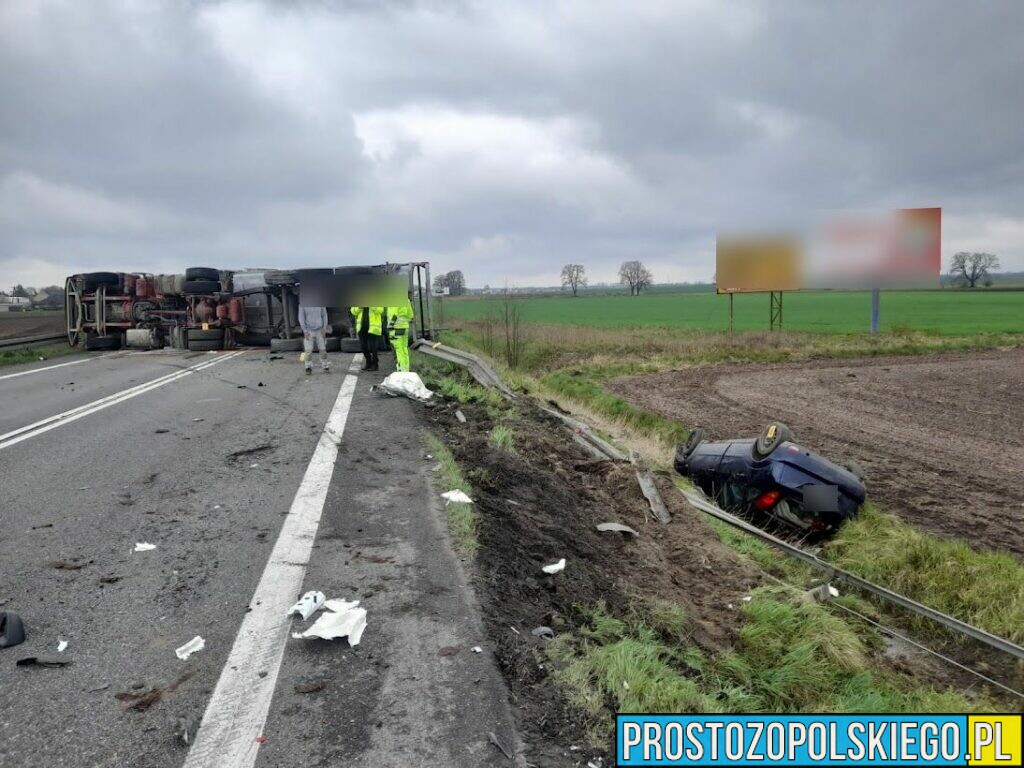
[
  {"xmin": 85, "ymin": 333, "xmax": 121, "ymax": 351},
  {"xmin": 325, "ymin": 336, "xmax": 341, "ymax": 352},
  {"xmin": 270, "ymin": 337, "xmax": 303, "ymax": 352},
  {"xmin": 183, "ymin": 279, "xmax": 222, "ymax": 295},
  {"xmin": 681, "ymin": 428, "xmax": 706, "ymax": 458},
  {"xmin": 340, "ymin": 337, "xmax": 362, "ymax": 353},
  {"xmin": 185, "ymin": 267, "xmax": 220, "ymax": 282},
  {"xmin": 81, "ymin": 272, "xmax": 121, "ymax": 292},
  {"xmin": 753, "ymin": 421, "xmax": 793, "ymax": 459}
]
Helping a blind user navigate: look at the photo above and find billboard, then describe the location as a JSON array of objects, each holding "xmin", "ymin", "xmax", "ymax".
[
  {"xmin": 716, "ymin": 208, "xmax": 941, "ymax": 293},
  {"xmin": 715, "ymin": 235, "xmax": 803, "ymax": 294}
]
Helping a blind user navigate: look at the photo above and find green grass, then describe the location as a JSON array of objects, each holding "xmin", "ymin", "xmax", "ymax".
[
  {"xmin": 825, "ymin": 506, "xmax": 1024, "ymax": 644},
  {"xmin": 488, "ymin": 424, "xmax": 516, "ymax": 452},
  {"xmin": 549, "ymin": 597, "xmax": 988, "ymax": 742},
  {"xmin": 0, "ymin": 343, "xmax": 78, "ymax": 368},
  {"xmin": 445, "ymin": 289, "xmax": 1024, "ymax": 335},
  {"xmin": 424, "ymin": 432, "xmax": 478, "ymax": 557}
]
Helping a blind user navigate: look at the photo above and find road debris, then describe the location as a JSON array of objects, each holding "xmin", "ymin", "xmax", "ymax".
[
  {"xmin": 47, "ymin": 559, "xmax": 87, "ymax": 570},
  {"xmin": 16, "ymin": 655, "xmax": 71, "ymax": 668},
  {"xmin": 595, "ymin": 522, "xmax": 639, "ymax": 537},
  {"xmin": 1, "ymin": 611, "xmax": 27, "ymax": 648},
  {"xmin": 287, "ymin": 590, "xmax": 326, "ymax": 621},
  {"xmin": 809, "ymin": 583, "xmax": 840, "ymax": 603},
  {"xmin": 292, "ymin": 599, "xmax": 367, "ymax": 645},
  {"xmin": 541, "ymin": 558, "xmax": 566, "ymax": 575},
  {"xmin": 87, "ymin": 683, "xmax": 110, "ymax": 693},
  {"xmin": 438, "ymin": 645, "xmax": 461, "ymax": 656},
  {"xmin": 154, "ymin": 428, "xmax": 169, "ymax": 434},
  {"xmin": 57, "ymin": 639, "xmax": 68, "ymax": 653},
  {"xmin": 133, "ymin": 542, "xmax": 157, "ymax": 552},
  {"xmin": 175, "ymin": 714, "xmax": 199, "ymax": 745},
  {"xmin": 294, "ymin": 681, "xmax": 325, "ymax": 694},
  {"xmin": 374, "ymin": 371, "xmax": 434, "ymax": 402},
  {"xmin": 455, "ymin": 409, "xmax": 467, "ymax": 423},
  {"xmin": 441, "ymin": 489, "xmax": 473, "ymax": 505},
  {"xmin": 487, "ymin": 731, "xmax": 514, "ymax": 761},
  {"xmin": 472, "ymin": 646, "xmax": 483, "ymax": 653},
  {"xmin": 175, "ymin": 635, "xmax": 205, "ymax": 660},
  {"xmin": 531, "ymin": 626, "xmax": 555, "ymax": 639}
]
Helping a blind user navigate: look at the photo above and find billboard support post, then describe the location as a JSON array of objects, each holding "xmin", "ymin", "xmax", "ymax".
[
  {"xmin": 770, "ymin": 291, "xmax": 784, "ymax": 331},
  {"xmin": 870, "ymin": 288, "xmax": 880, "ymax": 334}
]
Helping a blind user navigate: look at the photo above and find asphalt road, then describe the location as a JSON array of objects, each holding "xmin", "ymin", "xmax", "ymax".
[{"xmin": 0, "ymin": 348, "xmax": 519, "ymax": 767}]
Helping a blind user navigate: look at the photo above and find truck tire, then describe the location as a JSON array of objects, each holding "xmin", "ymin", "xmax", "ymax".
[
  {"xmin": 270, "ymin": 337, "xmax": 303, "ymax": 352},
  {"xmin": 183, "ymin": 279, "xmax": 222, "ymax": 295},
  {"xmin": 340, "ymin": 337, "xmax": 362, "ymax": 353},
  {"xmin": 264, "ymin": 270, "xmax": 298, "ymax": 286},
  {"xmin": 82, "ymin": 272, "xmax": 121, "ymax": 292},
  {"xmin": 188, "ymin": 328, "xmax": 224, "ymax": 341},
  {"xmin": 85, "ymin": 334, "xmax": 121, "ymax": 351},
  {"xmin": 236, "ymin": 332, "xmax": 272, "ymax": 347},
  {"xmin": 325, "ymin": 336, "xmax": 341, "ymax": 352},
  {"xmin": 188, "ymin": 340, "xmax": 222, "ymax": 351},
  {"xmin": 185, "ymin": 267, "xmax": 220, "ymax": 281}
]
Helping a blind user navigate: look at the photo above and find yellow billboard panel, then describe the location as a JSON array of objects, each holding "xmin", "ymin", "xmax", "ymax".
[{"xmin": 716, "ymin": 235, "xmax": 804, "ymax": 294}]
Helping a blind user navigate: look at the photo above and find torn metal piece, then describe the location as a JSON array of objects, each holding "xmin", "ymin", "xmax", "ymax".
[
  {"xmin": 455, "ymin": 409, "xmax": 467, "ymax": 423},
  {"xmin": 531, "ymin": 626, "xmax": 555, "ymax": 639},
  {"xmin": 633, "ymin": 459, "xmax": 672, "ymax": 524},
  {"xmin": 595, "ymin": 522, "xmax": 640, "ymax": 537},
  {"xmin": 488, "ymin": 731, "xmax": 515, "ymax": 761},
  {"xmin": 16, "ymin": 655, "xmax": 71, "ymax": 668}
]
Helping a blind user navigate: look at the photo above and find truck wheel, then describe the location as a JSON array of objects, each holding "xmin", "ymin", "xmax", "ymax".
[
  {"xmin": 270, "ymin": 337, "xmax": 303, "ymax": 352},
  {"xmin": 264, "ymin": 270, "xmax": 298, "ymax": 286},
  {"xmin": 339, "ymin": 337, "xmax": 362, "ymax": 353},
  {"xmin": 185, "ymin": 267, "xmax": 220, "ymax": 281},
  {"xmin": 188, "ymin": 328, "xmax": 224, "ymax": 342},
  {"xmin": 85, "ymin": 334, "xmax": 121, "ymax": 351},
  {"xmin": 81, "ymin": 272, "xmax": 121, "ymax": 291},
  {"xmin": 183, "ymin": 279, "xmax": 221, "ymax": 295},
  {"xmin": 753, "ymin": 421, "xmax": 793, "ymax": 459},
  {"xmin": 188, "ymin": 340, "xmax": 222, "ymax": 351}
]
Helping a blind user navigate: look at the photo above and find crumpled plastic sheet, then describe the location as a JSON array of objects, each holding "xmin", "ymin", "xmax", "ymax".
[
  {"xmin": 287, "ymin": 591, "xmax": 326, "ymax": 621},
  {"xmin": 292, "ymin": 599, "xmax": 367, "ymax": 646},
  {"xmin": 441, "ymin": 489, "xmax": 473, "ymax": 505},
  {"xmin": 376, "ymin": 372, "xmax": 434, "ymax": 402},
  {"xmin": 541, "ymin": 558, "xmax": 566, "ymax": 575},
  {"xmin": 175, "ymin": 635, "xmax": 205, "ymax": 660}
]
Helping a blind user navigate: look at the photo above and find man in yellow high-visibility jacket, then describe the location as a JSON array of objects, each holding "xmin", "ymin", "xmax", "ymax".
[
  {"xmin": 387, "ymin": 297, "xmax": 415, "ymax": 372},
  {"xmin": 350, "ymin": 305, "xmax": 383, "ymax": 371}
]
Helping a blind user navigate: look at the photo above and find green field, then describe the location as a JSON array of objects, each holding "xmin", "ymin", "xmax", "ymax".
[{"xmin": 443, "ymin": 290, "xmax": 1024, "ymax": 335}]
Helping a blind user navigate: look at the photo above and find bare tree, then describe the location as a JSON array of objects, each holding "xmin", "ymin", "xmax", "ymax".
[
  {"xmin": 501, "ymin": 289, "xmax": 526, "ymax": 369},
  {"xmin": 618, "ymin": 260, "xmax": 653, "ymax": 296},
  {"xmin": 560, "ymin": 264, "xmax": 587, "ymax": 296},
  {"xmin": 949, "ymin": 252, "xmax": 1000, "ymax": 288}
]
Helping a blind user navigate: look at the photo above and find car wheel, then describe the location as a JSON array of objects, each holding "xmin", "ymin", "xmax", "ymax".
[
  {"xmin": 681, "ymin": 428, "xmax": 706, "ymax": 458},
  {"xmin": 81, "ymin": 272, "xmax": 121, "ymax": 292},
  {"xmin": 753, "ymin": 421, "xmax": 793, "ymax": 459},
  {"xmin": 270, "ymin": 337, "xmax": 303, "ymax": 352},
  {"xmin": 183, "ymin": 279, "xmax": 222, "ymax": 295},
  {"xmin": 85, "ymin": 333, "xmax": 121, "ymax": 351},
  {"xmin": 185, "ymin": 267, "xmax": 220, "ymax": 282}
]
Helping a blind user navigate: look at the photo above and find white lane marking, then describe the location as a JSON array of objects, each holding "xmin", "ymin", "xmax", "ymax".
[
  {"xmin": 349, "ymin": 352, "xmax": 364, "ymax": 372},
  {"xmin": 0, "ymin": 351, "xmax": 244, "ymax": 451},
  {"xmin": 184, "ymin": 372, "xmax": 359, "ymax": 768},
  {"xmin": 0, "ymin": 355, "xmax": 98, "ymax": 382}
]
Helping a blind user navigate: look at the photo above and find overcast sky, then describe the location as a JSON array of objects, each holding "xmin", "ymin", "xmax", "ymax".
[{"xmin": 2, "ymin": 0, "xmax": 1022, "ymax": 290}]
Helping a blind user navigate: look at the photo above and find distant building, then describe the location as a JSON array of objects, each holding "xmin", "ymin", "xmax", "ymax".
[{"xmin": 0, "ymin": 296, "xmax": 32, "ymax": 312}]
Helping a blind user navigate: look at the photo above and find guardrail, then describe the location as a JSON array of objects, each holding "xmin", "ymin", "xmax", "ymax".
[{"xmin": 0, "ymin": 333, "xmax": 66, "ymax": 351}]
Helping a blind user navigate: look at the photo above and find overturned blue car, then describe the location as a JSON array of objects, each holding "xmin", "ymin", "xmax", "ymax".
[{"xmin": 674, "ymin": 422, "xmax": 866, "ymax": 533}]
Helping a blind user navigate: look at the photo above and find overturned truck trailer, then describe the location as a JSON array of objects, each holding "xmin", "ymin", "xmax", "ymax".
[{"xmin": 65, "ymin": 262, "xmax": 435, "ymax": 352}]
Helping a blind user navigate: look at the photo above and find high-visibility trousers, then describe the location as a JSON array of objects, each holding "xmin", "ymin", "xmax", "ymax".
[{"xmin": 390, "ymin": 329, "xmax": 410, "ymax": 371}]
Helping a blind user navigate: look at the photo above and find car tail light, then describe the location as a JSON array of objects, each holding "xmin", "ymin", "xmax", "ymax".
[{"xmin": 753, "ymin": 489, "xmax": 782, "ymax": 511}]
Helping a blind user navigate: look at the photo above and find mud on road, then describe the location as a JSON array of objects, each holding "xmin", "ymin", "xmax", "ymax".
[{"xmin": 608, "ymin": 347, "xmax": 1024, "ymax": 558}]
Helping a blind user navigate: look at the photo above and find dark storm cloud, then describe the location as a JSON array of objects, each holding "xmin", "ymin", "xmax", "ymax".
[{"xmin": 1, "ymin": 0, "xmax": 1022, "ymax": 290}]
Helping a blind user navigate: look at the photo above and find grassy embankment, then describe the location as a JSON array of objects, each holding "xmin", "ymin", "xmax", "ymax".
[
  {"xmin": 0, "ymin": 343, "xmax": 78, "ymax": 368},
  {"xmin": 413, "ymin": 295, "xmax": 1024, "ymax": 724}
]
